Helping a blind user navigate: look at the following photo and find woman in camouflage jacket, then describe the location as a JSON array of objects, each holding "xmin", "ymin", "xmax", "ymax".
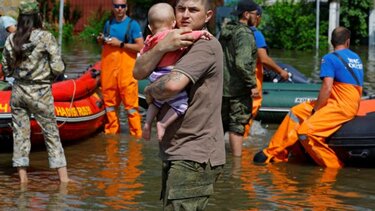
[{"xmin": 1, "ymin": 0, "xmax": 70, "ymax": 184}]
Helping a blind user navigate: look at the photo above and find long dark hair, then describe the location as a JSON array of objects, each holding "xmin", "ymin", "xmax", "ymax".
[{"xmin": 12, "ymin": 13, "xmax": 43, "ymax": 68}]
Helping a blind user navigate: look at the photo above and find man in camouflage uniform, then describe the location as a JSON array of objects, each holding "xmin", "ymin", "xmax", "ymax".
[
  {"xmin": 219, "ymin": 0, "xmax": 259, "ymax": 157},
  {"xmin": 1, "ymin": 0, "xmax": 69, "ymax": 183}
]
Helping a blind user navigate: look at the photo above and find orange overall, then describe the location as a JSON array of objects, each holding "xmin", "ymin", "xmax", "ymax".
[
  {"xmin": 101, "ymin": 45, "xmax": 142, "ymax": 137},
  {"xmin": 244, "ymin": 60, "xmax": 263, "ymax": 138},
  {"xmin": 263, "ymin": 82, "xmax": 362, "ymax": 168}
]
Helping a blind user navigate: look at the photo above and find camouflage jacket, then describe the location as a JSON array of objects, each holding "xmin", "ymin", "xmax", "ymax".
[
  {"xmin": 1, "ymin": 29, "xmax": 65, "ymax": 83},
  {"xmin": 219, "ymin": 21, "xmax": 257, "ymax": 97}
]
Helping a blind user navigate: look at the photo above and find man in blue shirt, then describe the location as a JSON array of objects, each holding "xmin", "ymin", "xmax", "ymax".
[
  {"xmin": 97, "ymin": 0, "xmax": 144, "ymax": 136},
  {"xmin": 254, "ymin": 27, "xmax": 364, "ymax": 168},
  {"xmin": 249, "ymin": 6, "xmax": 289, "ymax": 80},
  {"xmin": 243, "ymin": 6, "xmax": 289, "ymax": 138}
]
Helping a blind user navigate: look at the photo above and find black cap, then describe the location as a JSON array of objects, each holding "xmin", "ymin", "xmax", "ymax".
[{"xmin": 232, "ymin": 0, "xmax": 258, "ymax": 16}]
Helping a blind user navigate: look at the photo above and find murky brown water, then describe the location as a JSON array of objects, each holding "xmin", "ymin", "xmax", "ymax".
[{"xmin": 1, "ymin": 41, "xmax": 375, "ymax": 210}]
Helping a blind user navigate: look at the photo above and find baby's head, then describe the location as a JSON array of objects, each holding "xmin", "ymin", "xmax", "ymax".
[{"xmin": 148, "ymin": 3, "xmax": 176, "ymax": 35}]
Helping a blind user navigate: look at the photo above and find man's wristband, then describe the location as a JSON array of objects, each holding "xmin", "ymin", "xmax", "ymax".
[{"xmin": 120, "ymin": 42, "xmax": 125, "ymax": 48}]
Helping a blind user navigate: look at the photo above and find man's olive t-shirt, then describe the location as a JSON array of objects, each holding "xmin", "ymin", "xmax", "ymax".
[{"xmin": 159, "ymin": 38, "xmax": 225, "ymax": 167}]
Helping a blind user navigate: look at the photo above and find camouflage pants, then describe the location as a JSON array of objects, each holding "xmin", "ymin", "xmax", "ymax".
[
  {"xmin": 161, "ymin": 160, "xmax": 223, "ymax": 211},
  {"xmin": 11, "ymin": 83, "xmax": 67, "ymax": 168},
  {"xmin": 221, "ymin": 95, "xmax": 252, "ymax": 135}
]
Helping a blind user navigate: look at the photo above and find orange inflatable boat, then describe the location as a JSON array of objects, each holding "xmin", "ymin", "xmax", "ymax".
[{"xmin": 0, "ymin": 62, "xmax": 105, "ymax": 146}]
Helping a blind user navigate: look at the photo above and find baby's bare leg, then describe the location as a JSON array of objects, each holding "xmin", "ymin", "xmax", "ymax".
[
  {"xmin": 157, "ymin": 108, "xmax": 179, "ymax": 141},
  {"xmin": 143, "ymin": 104, "xmax": 160, "ymax": 140}
]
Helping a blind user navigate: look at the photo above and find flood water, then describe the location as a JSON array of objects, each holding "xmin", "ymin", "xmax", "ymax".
[{"xmin": 1, "ymin": 41, "xmax": 375, "ymax": 210}]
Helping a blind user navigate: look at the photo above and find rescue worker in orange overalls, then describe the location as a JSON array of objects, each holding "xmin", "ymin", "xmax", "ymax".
[
  {"xmin": 253, "ymin": 26, "xmax": 364, "ymax": 168},
  {"xmin": 97, "ymin": 0, "xmax": 144, "ymax": 137},
  {"xmin": 243, "ymin": 6, "xmax": 289, "ymax": 138}
]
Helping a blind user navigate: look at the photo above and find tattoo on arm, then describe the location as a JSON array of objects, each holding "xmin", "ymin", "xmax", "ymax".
[{"xmin": 148, "ymin": 72, "xmax": 184, "ymax": 100}]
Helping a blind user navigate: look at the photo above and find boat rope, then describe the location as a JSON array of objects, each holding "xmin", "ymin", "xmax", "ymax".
[
  {"xmin": 33, "ymin": 79, "xmax": 77, "ymax": 135},
  {"xmin": 57, "ymin": 79, "xmax": 77, "ymax": 128}
]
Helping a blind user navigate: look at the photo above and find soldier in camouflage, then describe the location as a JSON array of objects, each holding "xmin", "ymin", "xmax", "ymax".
[
  {"xmin": 219, "ymin": 0, "xmax": 259, "ymax": 157},
  {"xmin": 1, "ymin": 0, "xmax": 70, "ymax": 183}
]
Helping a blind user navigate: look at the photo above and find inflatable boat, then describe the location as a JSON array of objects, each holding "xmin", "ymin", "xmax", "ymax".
[
  {"xmin": 328, "ymin": 98, "xmax": 375, "ymax": 166},
  {"xmin": 0, "ymin": 62, "xmax": 105, "ymax": 147},
  {"xmin": 257, "ymin": 82, "xmax": 320, "ymax": 123},
  {"xmin": 253, "ymin": 98, "xmax": 375, "ymax": 166},
  {"xmin": 255, "ymin": 63, "xmax": 319, "ymax": 123}
]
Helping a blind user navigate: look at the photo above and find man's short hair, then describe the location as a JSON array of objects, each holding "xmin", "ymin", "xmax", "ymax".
[
  {"xmin": 331, "ymin": 26, "xmax": 351, "ymax": 47},
  {"xmin": 176, "ymin": 0, "xmax": 212, "ymax": 11}
]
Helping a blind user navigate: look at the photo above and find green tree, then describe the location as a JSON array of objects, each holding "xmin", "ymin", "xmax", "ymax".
[
  {"xmin": 340, "ymin": 0, "xmax": 373, "ymax": 45},
  {"xmin": 260, "ymin": 0, "xmax": 328, "ymax": 50},
  {"xmin": 79, "ymin": 9, "xmax": 111, "ymax": 42}
]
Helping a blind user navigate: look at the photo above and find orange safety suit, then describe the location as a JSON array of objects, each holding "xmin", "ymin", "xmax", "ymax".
[
  {"xmin": 244, "ymin": 59, "xmax": 263, "ymax": 138},
  {"xmin": 262, "ymin": 82, "xmax": 362, "ymax": 168},
  {"xmin": 101, "ymin": 45, "xmax": 142, "ymax": 137}
]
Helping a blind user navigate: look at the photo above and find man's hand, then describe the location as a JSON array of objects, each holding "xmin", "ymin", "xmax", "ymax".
[
  {"xmin": 105, "ymin": 37, "xmax": 122, "ymax": 47},
  {"xmin": 280, "ymin": 69, "xmax": 290, "ymax": 80},
  {"xmin": 133, "ymin": 28, "xmax": 197, "ymax": 80},
  {"xmin": 157, "ymin": 28, "xmax": 196, "ymax": 53},
  {"xmin": 251, "ymin": 88, "xmax": 260, "ymax": 98},
  {"xmin": 133, "ymin": 28, "xmax": 196, "ymax": 80},
  {"xmin": 96, "ymin": 33, "xmax": 105, "ymax": 44}
]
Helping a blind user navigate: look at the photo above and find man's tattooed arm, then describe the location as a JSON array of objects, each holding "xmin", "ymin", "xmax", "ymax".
[{"xmin": 144, "ymin": 71, "xmax": 190, "ymax": 102}]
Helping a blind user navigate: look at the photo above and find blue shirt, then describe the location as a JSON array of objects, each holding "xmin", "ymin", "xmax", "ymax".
[
  {"xmin": 250, "ymin": 26, "xmax": 267, "ymax": 49},
  {"xmin": 320, "ymin": 48, "xmax": 364, "ymax": 86},
  {"xmin": 103, "ymin": 17, "xmax": 142, "ymax": 43}
]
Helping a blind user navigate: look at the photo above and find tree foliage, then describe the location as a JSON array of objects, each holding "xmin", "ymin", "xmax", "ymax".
[
  {"xmin": 248, "ymin": 0, "xmax": 373, "ymax": 50},
  {"xmin": 340, "ymin": 0, "xmax": 373, "ymax": 45},
  {"xmin": 79, "ymin": 9, "xmax": 111, "ymax": 42},
  {"xmin": 259, "ymin": 0, "xmax": 328, "ymax": 50}
]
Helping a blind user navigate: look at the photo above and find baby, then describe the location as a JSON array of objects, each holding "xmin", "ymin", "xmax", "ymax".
[{"xmin": 141, "ymin": 3, "xmax": 210, "ymax": 141}]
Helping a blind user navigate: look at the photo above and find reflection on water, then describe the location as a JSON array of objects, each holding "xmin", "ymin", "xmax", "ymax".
[{"xmin": 1, "ymin": 41, "xmax": 375, "ymax": 210}]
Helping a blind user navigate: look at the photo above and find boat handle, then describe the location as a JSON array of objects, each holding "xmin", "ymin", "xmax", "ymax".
[{"xmin": 348, "ymin": 149, "xmax": 369, "ymax": 158}]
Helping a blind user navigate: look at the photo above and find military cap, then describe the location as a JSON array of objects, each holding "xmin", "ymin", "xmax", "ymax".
[
  {"xmin": 19, "ymin": 0, "xmax": 40, "ymax": 15},
  {"xmin": 232, "ymin": 0, "xmax": 258, "ymax": 15}
]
